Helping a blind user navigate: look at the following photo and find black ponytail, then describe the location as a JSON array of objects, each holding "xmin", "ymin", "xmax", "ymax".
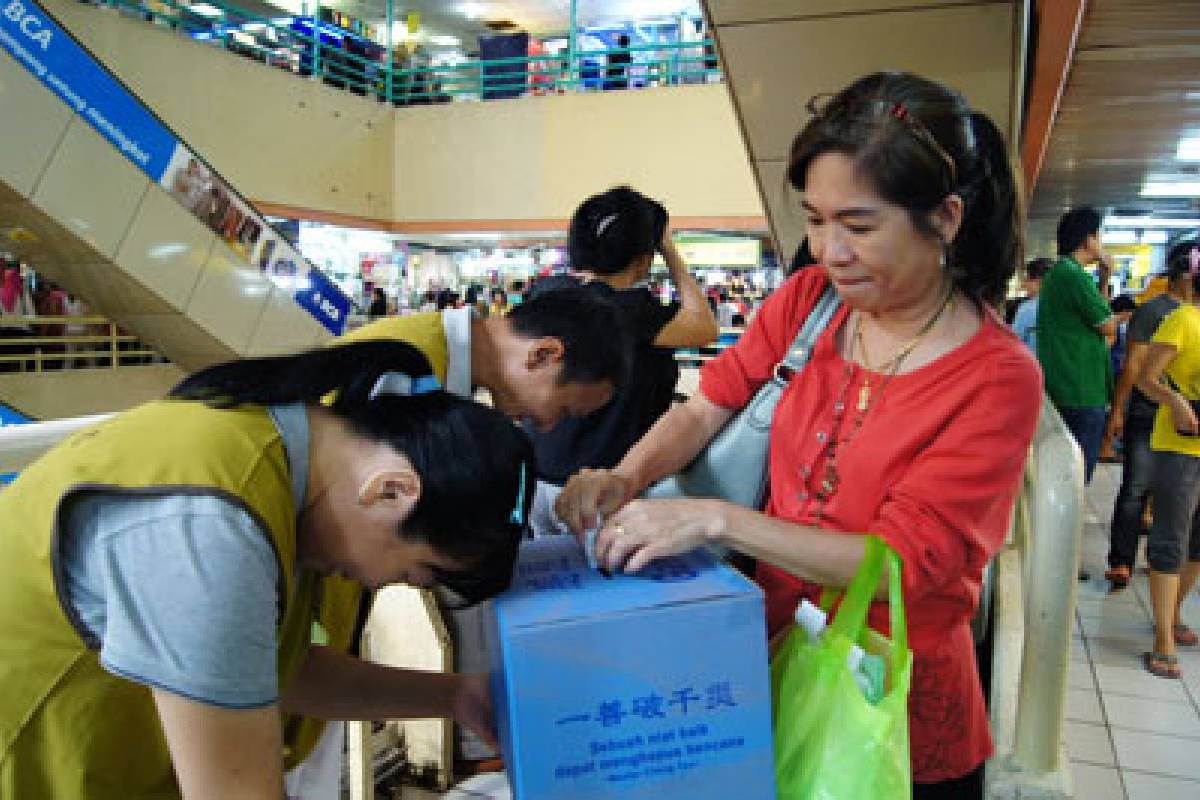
[
  {"xmin": 171, "ymin": 341, "xmax": 536, "ymax": 606},
  {"xmin": 948, "ymin": 112, "xmax": 1023, "ymax": 307},
  {"xmin": 788, "ymin": 71, "xmax": 1024, "ymax": 307},
  {"xmin": 171, "ymin": 340, "xmax": 437, "ymax": 411}
]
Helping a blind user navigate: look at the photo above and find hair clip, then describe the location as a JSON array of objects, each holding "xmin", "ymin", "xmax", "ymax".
[
  {"xmin": 595, "ymin": 213, "xmax": 619, "ymax": 237},
  {"xmin": 890, "ymin": 102, "xmax": 909, "ymax": 120},
  {"xmin": 369, "ymin": 372, "xmax": 442, "ymax": 400},
  {"xmin": 1190, "ymin": 246, "xmax": 1200, "ymax": 277},
  {"xmin": 510, "ymin": 462, "xmax": 528, "ymax": 525}
]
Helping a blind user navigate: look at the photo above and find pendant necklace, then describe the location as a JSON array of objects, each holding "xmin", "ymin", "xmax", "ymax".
[
  {"xmin": 812, "ymin": 285, "xmax": 956, "ymax": 506},
  {"xmin": 854, "ymin": 286, "xmax": 955, "ymax": 412}
]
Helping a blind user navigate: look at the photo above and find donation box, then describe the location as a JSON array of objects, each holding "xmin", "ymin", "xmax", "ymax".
[{"xmin": 488, "ymin": 537, "xmax": 775, "ymax": 799}]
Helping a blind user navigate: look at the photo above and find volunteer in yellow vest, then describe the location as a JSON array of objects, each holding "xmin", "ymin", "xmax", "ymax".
[
  {"xmin": 1135, "ymin": 238, "xmax": 1200, "ymax": 681},
  {"xmin": 309, "ymin": 286, "xmax": 629, "ymax": 762},
  {"xmin": 0, "ymin": 340, "xmax": 536, "ymax": 799}
]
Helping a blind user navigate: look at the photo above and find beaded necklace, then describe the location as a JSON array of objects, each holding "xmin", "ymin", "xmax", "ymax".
[{"xmin": 812, "ymin": 287, "xmax": 955, "ymax": 508}]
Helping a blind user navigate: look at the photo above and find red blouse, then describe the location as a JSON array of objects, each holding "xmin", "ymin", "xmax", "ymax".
[{"xmin": 700, "ymin": 268, "xmax": 1042, "ymax": 782}]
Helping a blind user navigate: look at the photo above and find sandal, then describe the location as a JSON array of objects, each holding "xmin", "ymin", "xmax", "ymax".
[
  {"xmin": 1143, "ymin": 651, "xmax": 1181, "ymax": 679},
  {"xmin": 1174, "ymin": 624, "xmax": 1199, "ymax": 647},
  {"xmin": 1104, "ymin": 565, "xmax": 1131, "ymax": 589}
]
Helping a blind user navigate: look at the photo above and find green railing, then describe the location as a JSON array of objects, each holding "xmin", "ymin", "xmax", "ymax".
[{"xmin": 93, "ymin": 0, "xmax": 721, "ymax": 105}]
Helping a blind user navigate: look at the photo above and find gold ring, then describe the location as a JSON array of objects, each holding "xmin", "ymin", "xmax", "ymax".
[{"xmin": 612, "ymin": 524, "xmax": 626, "ymax": 537}]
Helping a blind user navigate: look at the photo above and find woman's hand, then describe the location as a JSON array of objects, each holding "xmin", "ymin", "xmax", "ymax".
[
  {"xmin": 452, "ymin": 673, "xmax": 497, "ymax": 750},
  {"xmin": 1170, "ymin": 394, "xmax": 1199, "ymax": 436},
  {"xmin": 594, "ymin": 498, "xmax": 728, "ymax": 574},
  {"xmin": 555, "ymin": 468, "xmax": 633, "ymax": 534}
]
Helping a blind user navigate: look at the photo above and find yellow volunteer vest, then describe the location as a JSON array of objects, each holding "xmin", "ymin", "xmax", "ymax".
[
  {"xmin": 0, "ymin": 400, "xmax": 315, "ymax": 799},
  {"xmin": 283, "ymin": 312, "xmax": 455, "ymax": 761}
]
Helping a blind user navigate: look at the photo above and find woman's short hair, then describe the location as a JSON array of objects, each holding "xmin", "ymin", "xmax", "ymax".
[
  {"xmin": 568, "ymin": 185, "xmax": 667, "ymax": 275},
  {"xmin": 787, "ymin": 71, "xmax": 1023, "ymax": 306},
  {"xmin": 1025, "ymin": 257, "xmax": 1054, "ymax": 281}
]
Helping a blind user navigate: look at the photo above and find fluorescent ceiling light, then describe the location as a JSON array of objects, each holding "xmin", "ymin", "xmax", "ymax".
[
  {"xmin": 1178, "ymin": 137, "xmax": 1200, "ymax": 161},
  {"xmin": 1104, "ymin": 216, "xmax": 1200, "ymax": 229},
  {"xmin": 242, "ymin": 22, "xmax": 267, "ymax": 32},
  {"xmin": 430, "ymin": 34, "xmax": 461, "ymax": 46},
  {"xmin": 188, "ymin": 3, "xmax": 224, "ymax": 18},
  {"xmin": 1141, "ymin": 180, "xmax": 1200, "ymax": 197},
  {"xmin": 1101, "ymin": 230, "xmax": 1137, "ymax": 245},
  {"xmin": 1141, "ymin": 230, "xmax": 1169, "ymax": 245}
]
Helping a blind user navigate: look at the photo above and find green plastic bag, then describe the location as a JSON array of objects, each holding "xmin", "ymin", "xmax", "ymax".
[{"xmin": 770, "ymin": 536, "xmax": 913, "ymax": 800}]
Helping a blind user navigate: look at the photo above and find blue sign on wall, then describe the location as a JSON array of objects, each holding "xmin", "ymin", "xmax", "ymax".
[
  {"xmin": 294, "ymin": 267, "xmax": 352, "ymax": 335},
  {"xmin": 0, "ymin": 0, "xmax": 180, "ymax": 182},
  {"xmin": 1, "ymin": 0, "xmax": 354, "ymax": 335}
]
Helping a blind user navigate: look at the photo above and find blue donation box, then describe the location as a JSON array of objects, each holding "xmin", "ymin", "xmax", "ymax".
[{"xmin": 488, "ymin": 537, "xmax": 775, "ymax": 799}]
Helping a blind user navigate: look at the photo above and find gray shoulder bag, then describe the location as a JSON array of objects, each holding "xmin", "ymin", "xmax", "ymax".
[{"xmin": 643, "ymin": 285, "xmax": 841, "ymax": 508}]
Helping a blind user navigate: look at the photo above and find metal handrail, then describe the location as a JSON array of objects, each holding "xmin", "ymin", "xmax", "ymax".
[
  {"xmin": 984, "ymin": 399, "xmax": 1083, "ymax": 798},
  {"xmin": 91, "ymin": 0, "xmax": 721, "ymax": 105},
  {"xmin": 0, "ymin": 315, "xmax": 160, "ymax": 370}
]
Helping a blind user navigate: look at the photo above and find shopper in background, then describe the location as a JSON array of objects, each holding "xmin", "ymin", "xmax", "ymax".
[
  {"xmin": 1104, "ymin": 240, "xmax": 1196, "ymax": 589},
  {"xmin": 34, "ymin": 281, "xmax": 69, "ymax": 370},
  {"xmin": 0, "ymin": 341, "xmax": 536, "ymax": 799},
  {"xmin": 1037, "ymin": 207, "xmax": 1117, "ymax": 487},
  {"xmin": 0, "ymin": 261, "xmax": 35, "ymax": 373},
  {"xmin": 435, "ymin": 288, "xmax": 461, "ymax": 310},
  {"xmin": 1134, "ymin": 241, "xmax": 1200, "ymax": 679},
  {"xmin": 367, "ymin": 287, "xmax": 389, "ymax": 319},
  {"xmin": 605, "ymin": 33, "xmax": 633, "ymax": 90},
  {"xmin": 1011, "ymin": 257, "xmax": 1053, "ymax": 352},
  {"xmin": 488, "ymin": 286, "xmax": 508, "ymax": 317},
  {"xmin": 558, "ymin": 71, "xmax": 1040, "ymax": 797},
  {"xmin": 525, "ymin": 186, "xmax": 718, "ymax": 527}
]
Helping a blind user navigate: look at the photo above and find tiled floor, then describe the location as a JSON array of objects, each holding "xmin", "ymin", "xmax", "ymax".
[{"xmin": 1068, "ymin": 463, "xmax": 1200, "ymax": 799}]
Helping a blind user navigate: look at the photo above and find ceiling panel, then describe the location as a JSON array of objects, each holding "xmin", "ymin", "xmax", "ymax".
[
  {"xmin": 708, "ymin": 0, "xmax": 1004, "ymax": 26},
  {"xmin": 1028, "ymin": 0, "xmax": 1200, "ymax": 224}
]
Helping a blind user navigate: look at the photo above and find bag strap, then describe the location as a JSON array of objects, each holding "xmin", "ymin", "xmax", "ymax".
[
  {"xmin": 825, "ymin": 536, "xmax": 908, "ymax": 676},
  {"xmin": 777, "ymin": 284, "xmax": 841, "ymax": 379},
  {"xmin": 746, "ymin": 285, "xmax": 840, "ymax": 429}
]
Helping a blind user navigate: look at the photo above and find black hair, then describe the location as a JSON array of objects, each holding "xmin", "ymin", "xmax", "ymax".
[
  {"xmin": 788, "ymin": 71, "xmax": 1023, "ymax": 306},
  {"xmin": 1056, "ymin": 207, "xmax": 1103, "ymax": 257},
  {"xmin": 435, "ymin": 289, "xmax": 460, "ymax": 310},
  {"xmin": 1165, "ymin": 235, "xmax": 1200, "ymax": 293},
  {"xmin": 568, "ymin": 185, "xmax": 667, "ymax": 276},
  {"xmin": 505, "ymin": 286, "xmax": 630, "ymax": 387},
  {"xmin": 1025, "ymin": 257, "xmax": 1054, "ymax": 281},
  {"xmin": 170, "ymin": 340, "xmax": 535, "ymax": 606},
  {"xmin": 789, "ymin": 237, "xmax": 816, "ymax": 274}
]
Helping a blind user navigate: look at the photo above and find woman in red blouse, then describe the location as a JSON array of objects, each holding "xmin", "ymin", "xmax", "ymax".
[{"xmin": 557, "ymin": 71, "xmax": 1042, "ymax": 798}]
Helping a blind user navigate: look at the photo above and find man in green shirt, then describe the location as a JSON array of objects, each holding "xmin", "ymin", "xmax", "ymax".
[{"xmin": 1037, "ymin": 207, "xmax": 1118, "ymax": 485}]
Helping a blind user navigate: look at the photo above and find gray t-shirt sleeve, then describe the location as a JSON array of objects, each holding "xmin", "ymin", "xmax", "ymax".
[
  {"xmin": 1127, "ymin": 296, "xmax": 1174, "ymax": 344},
  {"xmin": 62, "ymin": 493, "xmax": 282, "ymax": 709}
]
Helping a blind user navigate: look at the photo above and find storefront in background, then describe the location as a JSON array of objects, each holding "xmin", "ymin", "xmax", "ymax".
[{"xmin": 289, "ymin": 221, "xmax": 775, "ymax": 313}]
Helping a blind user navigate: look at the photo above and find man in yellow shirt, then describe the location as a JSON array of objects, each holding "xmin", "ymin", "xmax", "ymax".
[{"xmin": 339, "ymin": 285, "xmax": 625, "ymax": 431}]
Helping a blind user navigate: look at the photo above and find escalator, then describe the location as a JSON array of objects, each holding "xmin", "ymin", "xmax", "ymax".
[{"xmin": 0, "ymin": 0, "xmax": 352, "ymax": 371}]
